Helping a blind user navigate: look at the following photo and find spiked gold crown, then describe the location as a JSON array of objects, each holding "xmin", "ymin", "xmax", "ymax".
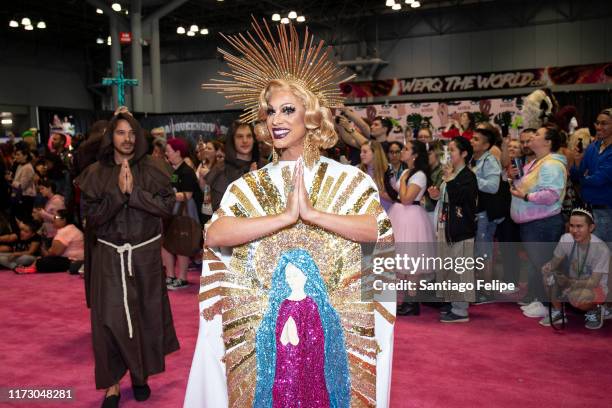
[{"xmin": 202, "ymin": 17, "xmax": 355, "ymax": 124}]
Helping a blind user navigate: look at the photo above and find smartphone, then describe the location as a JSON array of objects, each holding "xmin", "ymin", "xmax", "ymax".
[{"xmin": 512, "ymin": 158, "xmax": 524, "ymax": 179}]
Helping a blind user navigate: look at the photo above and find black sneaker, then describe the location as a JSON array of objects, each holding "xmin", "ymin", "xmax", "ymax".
[
  {"xmin": 167, "ymin": 279, "xmax": 189, "ymax": 290},
  {"xmin": 165, "ymin": 276, "xmax": 177, "ymax": 285},
  {"xmin": 132, "ymin": 384, "xmax": 151, "ymax": 402},
  {"xmin": 439, "ymin": 303, "xmax": 452, "ymax": 315},
  {"xmin": 101, "ymin": 393, "xmax": 120, "ymax": 408},
  {"xmin": 397, "ymin": 302, "xmax": 420, "ymax": 316},
  {"xmin": 585, "ymin": 306, "xmax": 604, "ymax": 330},
  {"xmin": 440, "ymin": 311, "xmax": 469, "ymax": 323}
]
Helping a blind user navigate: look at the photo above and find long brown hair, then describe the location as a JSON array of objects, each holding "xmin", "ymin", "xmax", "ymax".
[{"xmin": 359, "ymin": 141, "xmax": 388, "ymax": 192}]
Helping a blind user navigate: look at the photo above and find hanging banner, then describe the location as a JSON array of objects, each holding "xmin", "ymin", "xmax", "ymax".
[
  {"xmin": 349, "ymin": 96, "xmax": 523, "ymax": 140},
  {"xmin": 340, "ymin": 62, "xmax": 612, "ymax": 98},
  {"xmin": 136, "ymin": 111, "xmax": 240, "ymax": 146}
]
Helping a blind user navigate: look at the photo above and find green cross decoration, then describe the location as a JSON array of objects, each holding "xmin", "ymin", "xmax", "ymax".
[{"xmin": 102, "ymin": 61, "xmax": 139, "ymax": 107}]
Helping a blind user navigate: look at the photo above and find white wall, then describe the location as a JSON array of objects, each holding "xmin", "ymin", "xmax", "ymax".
[
  {"xmin": 140, "ymin": 59, "xmax": 231, "ymax": 113},
  {"xmin": 369, "ymin": 17, "xmax": 612, "ymax": 79},
  {"xmin": 1, "ymin": 17, "xmax": 610, "ymax": 113},
  {"xmin": 0, "ymin": 53, "xmax": 94, "ymax": 110},
  {"xmin": 152, "ymin": 17, "xmax": 612, "ymax": 111}
]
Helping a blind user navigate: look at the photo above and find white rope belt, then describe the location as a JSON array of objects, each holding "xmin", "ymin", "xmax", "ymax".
[{"xmin": 97, "ymin": 234, "xmax": 162, "ymax": 339}]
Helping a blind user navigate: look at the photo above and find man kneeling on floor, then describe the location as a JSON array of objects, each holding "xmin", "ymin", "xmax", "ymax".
[{"xmin": 540, "ymin": 208, "xmax": 610, "ymax": 329}]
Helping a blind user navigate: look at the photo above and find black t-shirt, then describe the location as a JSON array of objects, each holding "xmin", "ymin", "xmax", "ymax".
[
  {"xmin": 13, "ymin": 233, "xmax": 42, "ymax": 254},
  {"xmin": 171, "ymin": 161, "xmax": 202, "ymax": 209},
  {"xmin": 171, "ymin": 162, "xmax": 198, "ymax": 192}
]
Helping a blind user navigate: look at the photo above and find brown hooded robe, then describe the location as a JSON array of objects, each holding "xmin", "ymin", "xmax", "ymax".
[{"xmin": 76, "ymin": 115, "xmax": 179, "ymax": 389}]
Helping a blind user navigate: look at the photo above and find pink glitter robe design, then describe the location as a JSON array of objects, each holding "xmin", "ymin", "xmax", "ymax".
[{"xmin": 272, "ymin": 297, "xmax": 330, "ymax": 408}]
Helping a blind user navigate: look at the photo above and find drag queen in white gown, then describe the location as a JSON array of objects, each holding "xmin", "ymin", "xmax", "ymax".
[{"xmin": 184, "ymin": 18, "xmax": 395, "ymax": 408}]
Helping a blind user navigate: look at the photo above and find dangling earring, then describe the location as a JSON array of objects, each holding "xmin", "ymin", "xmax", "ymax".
[
  {"xmin": 303, "ymin": 132, "xmax": 320, "ymax": 169},
  {"xmin": 272, "ymin": 146, "xmax": 279, "ymax": 164}
]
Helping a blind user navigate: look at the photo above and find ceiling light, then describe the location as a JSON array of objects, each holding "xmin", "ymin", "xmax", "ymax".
[
  {"xmin": 96, "ymin": 37, "xmax": 104, "ymax": 44},
  {"xmin": 96, "ymin": 8, "xmax": 103, "ymax": 14},
  {"xmin": 111, "ymin": 3, "xmax": 121, "ymax": 12},
  {"xmin": 1, "ymin": 119, "xmax": 13, "ymax": 125},
  {"xmin": 272, "ymin": 13, "xmax": 281, "ymax": 21},
  {"xmin": 200, "ymin": 28, "xmax": 209, "ymax": 35},
  {"xmin": 124, "ymin": 10, "xmax": 128, "ymax": 15},
  {"xmin": 411, "ymin": 1, "xmax": 421, "ymax": 7},
  {"xmin": 25, "ymin": 25, "xmax": 34, "ymax": 31},
  {"xmin": 288, "ymin": 11, "xmax": 297, "ymax": 19},
  {"xmin": 392, "ymin": 3, "xmax": 401, "ymax": 10},
  {"xmin": 190, "ymin": 24, "xmax": 199, "ymax": 32},
  {"xmin": 107, "ymin": 35, "xmax": 112, "ymax": 45},
  {"xmin": 296, "ymin": 16, "xmax": 305, "ymax": 23},
  {"xmin": 21, "ymin": 17, "xmax": 31, "ymax": 26},
  {"xmin": 177, "ymin": 26, "xmax": 186, "ymax": 34},
  {"xmin": 405, "ymin": 0, "xmax": 414, "ymax": 3},
  {"xmin": 187, "ymin": 31, "xmax": 195, "ymax": 37},
  {"xmin": 9, "ymin": 20, "xmax": 18, "ymax": 28},
  {"xmin": 37, "ymin": 21, "xmax": 46, "ymax": 29},
  {"xmin": 386, "ymin": 0, "xmax": 395, "ymax": 6},
  {"xmin": 280, "ymin": 17, "xmax": 290, "ymax": 24}
]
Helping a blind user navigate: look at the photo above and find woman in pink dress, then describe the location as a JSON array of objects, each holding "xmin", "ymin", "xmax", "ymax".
[{"xmin": 387, "ymin": 140, "xmax": 436, "ymax": 315}]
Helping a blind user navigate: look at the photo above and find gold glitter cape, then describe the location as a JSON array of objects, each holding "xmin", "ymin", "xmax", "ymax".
[{"xmin": 193, "ymin": 157, "xmax": 394, "ymax": 408}]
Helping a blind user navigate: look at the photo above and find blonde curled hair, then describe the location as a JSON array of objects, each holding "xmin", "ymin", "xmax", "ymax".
[{"xmin": 257, "ymin": 80, "xmax": 338, "ymax": 151}]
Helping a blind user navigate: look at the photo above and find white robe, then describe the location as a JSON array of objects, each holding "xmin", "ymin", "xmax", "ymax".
[{"xmin": 184, "ymin": 157, "xmax": 395, "ymax": 407}]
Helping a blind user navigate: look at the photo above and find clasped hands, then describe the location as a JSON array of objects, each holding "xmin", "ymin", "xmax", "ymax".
[
  {"xmin": 283, "ymin": 159, "xmax": 316, "ymax": 225},
  {"xmin": 118, "ymin": 159, "xmax": 133, "ymax": 194}
]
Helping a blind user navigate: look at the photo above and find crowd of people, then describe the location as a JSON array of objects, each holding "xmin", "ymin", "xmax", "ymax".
[
  {"xmin": 340, "ymin": 102, "xmax": 611, "ymax": 330},
  {"xmin": 1, "ymin": 96, "xmax": 611, "ymax": 331}
]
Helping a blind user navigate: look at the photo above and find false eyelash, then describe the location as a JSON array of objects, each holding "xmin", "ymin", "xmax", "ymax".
[
  {"xmin": 282, "ymin": 106, "xmax": 296, "ymax": 114},
  {"xmin": 266, "ymin": 108, "xmax": 275, "ymax": 116}
]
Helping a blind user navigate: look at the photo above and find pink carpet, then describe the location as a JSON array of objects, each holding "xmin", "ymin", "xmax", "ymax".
[{"xmin": 0, "ymin": 269, "xmax": 610, "ymax": 408}]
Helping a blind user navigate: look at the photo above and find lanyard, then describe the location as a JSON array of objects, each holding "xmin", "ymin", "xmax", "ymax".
[{"xmin": 570, "ymin": 240, "xmax": 590, "ymax": 278}]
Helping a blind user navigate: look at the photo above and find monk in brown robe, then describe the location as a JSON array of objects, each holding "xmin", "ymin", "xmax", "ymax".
[{"xmin": 77, "ymin": 110, "xmax": 179, "ymax": 408}]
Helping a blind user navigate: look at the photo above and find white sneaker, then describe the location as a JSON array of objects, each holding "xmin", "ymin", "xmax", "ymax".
[
  {"xmin": 520, "ymin": 301, "xmax": 539, "ymax": 311},
  {"xmin": 521, "ymin": 300, "xmax": 546, "ymax": 312},
  {"xmin": 523, "ymin": 302, "xmax": 547, "ymax": 318}
]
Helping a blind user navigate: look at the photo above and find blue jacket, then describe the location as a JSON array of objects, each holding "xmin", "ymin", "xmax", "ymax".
[{"xmin": 570, "ymin": 141, "xmax": 612, "ymax": 206}]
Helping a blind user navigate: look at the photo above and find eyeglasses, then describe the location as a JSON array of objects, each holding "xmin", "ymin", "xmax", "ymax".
[
  {"xmin": 53, "ymin": 215, "xmax": 65, "ymax": 220},
  {"xmin": 594, "ymin": 121, "xmax": 610, "ymax": 126}
]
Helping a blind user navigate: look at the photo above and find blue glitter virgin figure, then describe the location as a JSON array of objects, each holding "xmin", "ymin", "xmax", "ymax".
[{"xmin": 254, "ymin": 249, "xmax": 350, "ymax": 408}]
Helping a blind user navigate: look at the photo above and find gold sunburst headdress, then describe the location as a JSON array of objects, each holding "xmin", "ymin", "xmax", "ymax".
[{"xmin": 202, "ymin": 17, "xmax": 355, "ymax": 124}]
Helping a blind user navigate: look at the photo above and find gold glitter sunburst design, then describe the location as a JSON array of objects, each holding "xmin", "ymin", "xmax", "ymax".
[
  {"xmin": 253, "ymin": 221, "xmax": 362, "ymax": 291},
  {"xmin": 202, "ymin": 16, "xmax": 355, "ymax": 123}
]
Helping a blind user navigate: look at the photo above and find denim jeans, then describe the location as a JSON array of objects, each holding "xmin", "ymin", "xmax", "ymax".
[
  {"xmin": 593, "ymin": 209, "xmax": 612, "ymax": 246},
  {"xmin": 0, "ymin": 253, "xmax": 36, "ymax": 270},
  {"xmin": 475, "ymin": 212, "xmax": 503, "ymax": 259},
  {"xmin": 519, "ymin": 213, "xmax": 565, "ymax": 301}
]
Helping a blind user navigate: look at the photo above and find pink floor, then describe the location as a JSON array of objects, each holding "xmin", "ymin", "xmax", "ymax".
[{"xmin": 0, "ymin": 269, "xmax": 610, "ymax": 408}]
